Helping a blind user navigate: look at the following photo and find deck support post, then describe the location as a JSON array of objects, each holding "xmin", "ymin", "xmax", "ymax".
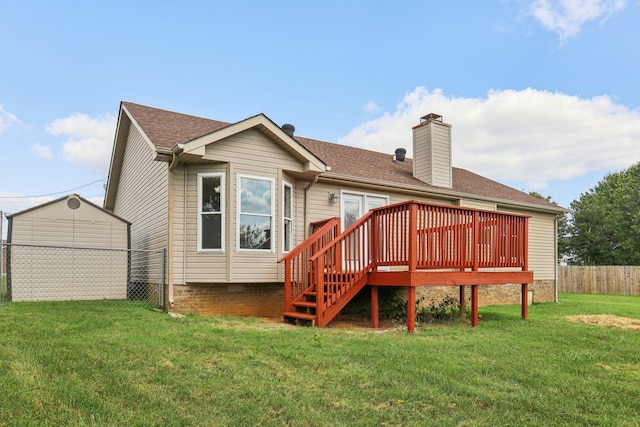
[
  {"xmin": 459, "ymin": 285, "xmax": 465, "ymax": 315},
  {"xmin": 371, "ymin": 286, "xmax": 379, "ymax": 328},
  {"xmin": 471, "ymin": 285, "xmax": 479, "ymax": 327},
  {"xmin": 521, "ymin": 283, "xmax": 529, "ymax": 320},
  {"xmin": 407, "ymin": 286, "xmax": 416, "ymax": 332}
]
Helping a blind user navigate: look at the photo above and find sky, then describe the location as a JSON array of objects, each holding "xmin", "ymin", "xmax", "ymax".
[{"xmin": 1, "ymin": 0, "xmax": 640, "ymax": 238}]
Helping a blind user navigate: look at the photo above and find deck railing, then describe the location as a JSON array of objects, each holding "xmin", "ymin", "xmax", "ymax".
[
  {"xmin": 281, "ymin": 200, "xmax": 529, "ymax": 326},
  {"xmin": 308, "ymin": 210, "xmax": 374, "ymax": 326},
  {"xmin": 372, "ymin": 202, "xmax": 529, "ymax": 270},
  {"xmin": 278, "ymin": 217, "xmax": 340, "ymax": 311}
]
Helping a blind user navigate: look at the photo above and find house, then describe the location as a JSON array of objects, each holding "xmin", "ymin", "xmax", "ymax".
[
  {"xmin": 6, "ymin": 194, "xmax": 130, "ymax": 301},
  {"xmin": 104, "ymin": 102, "xmax": 566, "ymax": 325}
]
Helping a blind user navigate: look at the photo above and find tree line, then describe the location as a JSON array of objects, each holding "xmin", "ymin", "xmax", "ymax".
[{"xmin": 535, "ymin": 162, "xmax": 640, "ymax": 266}]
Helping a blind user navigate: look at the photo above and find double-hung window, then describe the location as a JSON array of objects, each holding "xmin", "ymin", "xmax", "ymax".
[
  {"xmin": 198, "ymin": 173, "xmax": 225, "ymax": 251},
  {"xmin": 283, "ymin": 182, "xmax": 293, "ymax": 253},
  {"xmin": 238, "ymin": 175, "xmax": 274, "ymax": 251}
]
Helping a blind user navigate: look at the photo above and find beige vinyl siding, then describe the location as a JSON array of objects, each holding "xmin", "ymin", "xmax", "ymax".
[
  {"xmin": 458, "ymin": 199, "xmax": 497, "ymax": 211},
  {"xmin": 500, "ymin": 208, "xmax": 557, "ymax": 280},
  {"xmin": 390, "ymin": 193, "xmax": 454, "ymax": 206},
  {"xmin": 8, "ymin": 197, "xmax": 128, "ymax": 301},
  {"xmin": 430, "ymin": 124, "xmax": 452, "ymax": 188},
  {"xmin": 306, "ymin": 182, "xmax": 456, "ymax": 227},
  {"xmin": 306, "ymin": 181, "xmax": 342, "ymax": 225},
  {"xmin": 305, "ymin": 182, "xmax": 457, "ymax": 229},
  {"xmin": 9, "ymin": 198, "xmax": 128, "ymax": 249},
  {"xmin": 10, "ymin": 217, "xmax": 128, "ymax": 248},
  {"xmin": 295, "ymin": 178, "xmax": 309, "ymax": 242},
  {"xmin": 204, "ymin": 129, "xmax": 306, "ymax": 173},
  {"xmin": 183, "ymin": 163, "xmax": 228, "ymax": 283},
  {"xmin": 171, "ymin": 167, "xmax": 186, "ymax": 284},
  {"xmin": 526, "ymin": 213, "xmax": 557, "ymax": 280},
  {"xmin": 113, "ymin": 124, "xmax": 168, "ymax": 251},
  {"xmin": 412, "ymin": 121, "xmax": 452, "ymax": 188},
  {"xmin": 412, "ymin": 124, "xmax": 431, "ymax": 184},
  {"xmin": 181, "ymin": 129, "xmax": 308, "ymax": 283}
]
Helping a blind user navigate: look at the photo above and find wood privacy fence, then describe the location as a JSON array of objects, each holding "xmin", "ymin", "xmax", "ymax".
[{"xmin": 558, "ymin": 266, "xmax": 640, "ymax": 295}]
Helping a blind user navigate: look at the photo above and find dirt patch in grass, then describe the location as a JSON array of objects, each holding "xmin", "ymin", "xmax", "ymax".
[
  {"xmin": 327, "ymin": 314, "xmax": 405, "ymax": 331},
  {"xmin": 567, "ymin": 314, "xmax": 640, "ymax": 331}
]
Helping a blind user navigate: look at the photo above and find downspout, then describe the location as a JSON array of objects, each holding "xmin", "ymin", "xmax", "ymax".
[
  {"xmin": 167, "ymin": 150, "xmax": 180, "ymax": 307},
  {"xmin": 304, "ymin": 174, "xmax": 320, "ymax": 236}
]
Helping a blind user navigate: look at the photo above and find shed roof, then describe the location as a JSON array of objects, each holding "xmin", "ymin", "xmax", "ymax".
[
  {"xmin": 119, "ymin": 102, "xmax": 565, "ymax": 212},
  {"xmin": 7, "ymin": 194, "xmax": 130, "ymax": 223}
]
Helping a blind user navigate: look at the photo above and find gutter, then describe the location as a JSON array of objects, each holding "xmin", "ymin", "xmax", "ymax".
[{"xmin": 320, "ymin": 172, "xmax": 569, "ymax": 215}]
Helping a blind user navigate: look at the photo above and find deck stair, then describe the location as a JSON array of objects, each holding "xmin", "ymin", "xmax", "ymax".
[
  {"xmin": 283, "ymin": 272, "xmax": 361, "ymax": 326},
  {"xmin": 279, "ymin": 200, "xmax": 532, "ymax": 330},
  {"xmin": 279, "ymin": 213, "xmax": 374, "ymax": 328}
]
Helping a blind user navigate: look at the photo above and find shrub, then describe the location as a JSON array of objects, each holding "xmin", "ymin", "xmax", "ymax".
[{"xmin": 386, "ymin": 294, "xmax": 468, "ymax": 324}]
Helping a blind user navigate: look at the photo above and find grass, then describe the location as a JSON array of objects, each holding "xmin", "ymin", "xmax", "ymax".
[{"xmin": 0, "ymin": 293, "xmax": 638, "ymax": 426}]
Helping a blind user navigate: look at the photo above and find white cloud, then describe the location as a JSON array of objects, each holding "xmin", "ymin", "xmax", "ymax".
[
  {"xmin": 31, "ymin": 143, "xmax": 53, "ymax": 160},
  {"xmin": 0, "ymin": 191, "xmax": 56, "ymax": 218},
  {"xmin": 0, "ymin": 104, "xmax": 21, "ymax": 134},
  {"xmin": 85, "ymin": 195, "xmax": 105, "ymax": 207},
  {"xmin": 46, "ymin": 113, "xmax": 117, "ymax": 176},
  {"xmin": 364, "ymin": 101, "xmax": 381, "ymax": 114},
  {"xmin": 338, "ymin": 86, "xmax": 640, "ymax": 190},
  {"xmin": 528, "ymin": 0, "xmax": 626, "ymax": 41}
]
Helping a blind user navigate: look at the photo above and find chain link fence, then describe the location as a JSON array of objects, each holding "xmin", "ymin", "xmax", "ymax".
[{"xmin": 0, "ymin": 243, "xmax": 165, "ymax": 306}]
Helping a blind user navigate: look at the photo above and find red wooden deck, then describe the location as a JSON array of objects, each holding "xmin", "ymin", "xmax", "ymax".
[{"xmin": 278, "ymin": 200, "xmax": 532, "ymax": 331}]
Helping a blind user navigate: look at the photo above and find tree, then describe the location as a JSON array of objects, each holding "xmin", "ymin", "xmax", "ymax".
[{"xmin": 566, "ymin": 162, "xmax": 640, "ymax": 265}]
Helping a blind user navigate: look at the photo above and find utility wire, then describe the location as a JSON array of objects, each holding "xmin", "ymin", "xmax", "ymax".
[{"xmin": 0, "ymin": 179, "xmax": 105, "ymax": 199}]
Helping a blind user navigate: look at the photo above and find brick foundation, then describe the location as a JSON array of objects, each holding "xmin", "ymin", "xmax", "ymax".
[
  {"xmin": 170, "ymin": 283, "xmax": 284, "ymax": 317},
  {"xmin": 405, "ymin": 279, "xmax": 556, "ymax": 307},
  {"xmin": 167, "ymin": 280, "xmax": 555, "ymax": 318}
]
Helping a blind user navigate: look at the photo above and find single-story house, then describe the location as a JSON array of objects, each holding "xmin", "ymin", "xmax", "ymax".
[
  {"xmin": 6, "ymin": 194, "xmax": 130, "ymax": 301},
  {"xmin": 104, "ymin": 102, "xmax": 566, "ymax": 324}
]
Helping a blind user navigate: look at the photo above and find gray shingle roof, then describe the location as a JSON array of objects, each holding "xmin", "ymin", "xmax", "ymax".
[{"xmin": 122, "ymin": 101, "xmax": 563, "ymax": 211}]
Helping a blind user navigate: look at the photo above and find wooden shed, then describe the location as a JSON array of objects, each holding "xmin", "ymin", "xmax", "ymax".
[{"xmin": 6, "ymin": 194, "xmax": 130, "ymax": 301}]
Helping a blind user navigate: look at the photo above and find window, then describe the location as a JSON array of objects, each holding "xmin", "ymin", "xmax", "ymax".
[
  {"xmin": 283, "ymin": 182, "xmax": 293, "ymax": 252},
  {"xmin": 238, "ymin": 175, "xmax": 274, "ymax": 251},
  {"xmin": 198, "ymin": 173, "xmax": 225, "ymax": 251}
]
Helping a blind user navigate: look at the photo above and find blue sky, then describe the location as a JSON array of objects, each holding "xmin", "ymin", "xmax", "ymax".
[{"xmin": 1, "ymin": 0, "xmax": 640, "ymax": 236}]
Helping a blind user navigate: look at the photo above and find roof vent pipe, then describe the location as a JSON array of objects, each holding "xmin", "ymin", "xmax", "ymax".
[
  {"xmin": 282, "ymin": 124, "xmax": 295, "ymax": 137},
  {"xmin": 395, "ymin": 148, "xmax": 406, "ymax": 162}
]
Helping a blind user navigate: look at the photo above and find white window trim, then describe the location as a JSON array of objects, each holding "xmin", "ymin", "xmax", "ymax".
[
  {"xmin": 237, "ymin": 174, "xmax": 275, "ymax": 253},
  {"xmin": 197, "ymin": 172, "xmax": 225, "ymax": 252},
  {"xmin": 282, "ymin": 181, "xmax": 293, "ymax": 253},
  {"xmin": 339, "ymin": 190, "xmax": 389, "ymax": 230}
]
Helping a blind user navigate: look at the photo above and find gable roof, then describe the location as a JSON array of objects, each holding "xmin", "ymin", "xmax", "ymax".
[
  {"xmin": 122, "ymin": 102, "xmax": 229, "ymax": 149},
  {"xmin": 7, "ymin": 193, "xmax": 129, "ymax": 223},
  {"xmin": 110, "ymin": 102, "xmax": 565, "ymax": 213}
]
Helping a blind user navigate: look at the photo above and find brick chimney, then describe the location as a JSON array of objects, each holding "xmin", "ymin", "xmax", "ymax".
[{"xmin": 412, "ymin": 113, "xmax": 452, "ymax": 188}]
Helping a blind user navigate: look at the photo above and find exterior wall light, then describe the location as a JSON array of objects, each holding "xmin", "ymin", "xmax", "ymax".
[{"xmin": 328, "ymin": 192, "xmax": 339, "ymax": 203}]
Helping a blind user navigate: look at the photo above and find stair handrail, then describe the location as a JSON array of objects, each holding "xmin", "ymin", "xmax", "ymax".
[
  {"xmin": 309, "ymin": 210, "xmax": 375, "ymax": 326},
  {"xmin": 278, "ymin": 217, "xmax": 340, "ymax": 311}
]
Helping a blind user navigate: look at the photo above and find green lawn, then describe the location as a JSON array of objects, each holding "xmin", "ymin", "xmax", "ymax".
[{"xmin": 0, "ymin": 293, "xmax": 639, "ymax": 426}]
